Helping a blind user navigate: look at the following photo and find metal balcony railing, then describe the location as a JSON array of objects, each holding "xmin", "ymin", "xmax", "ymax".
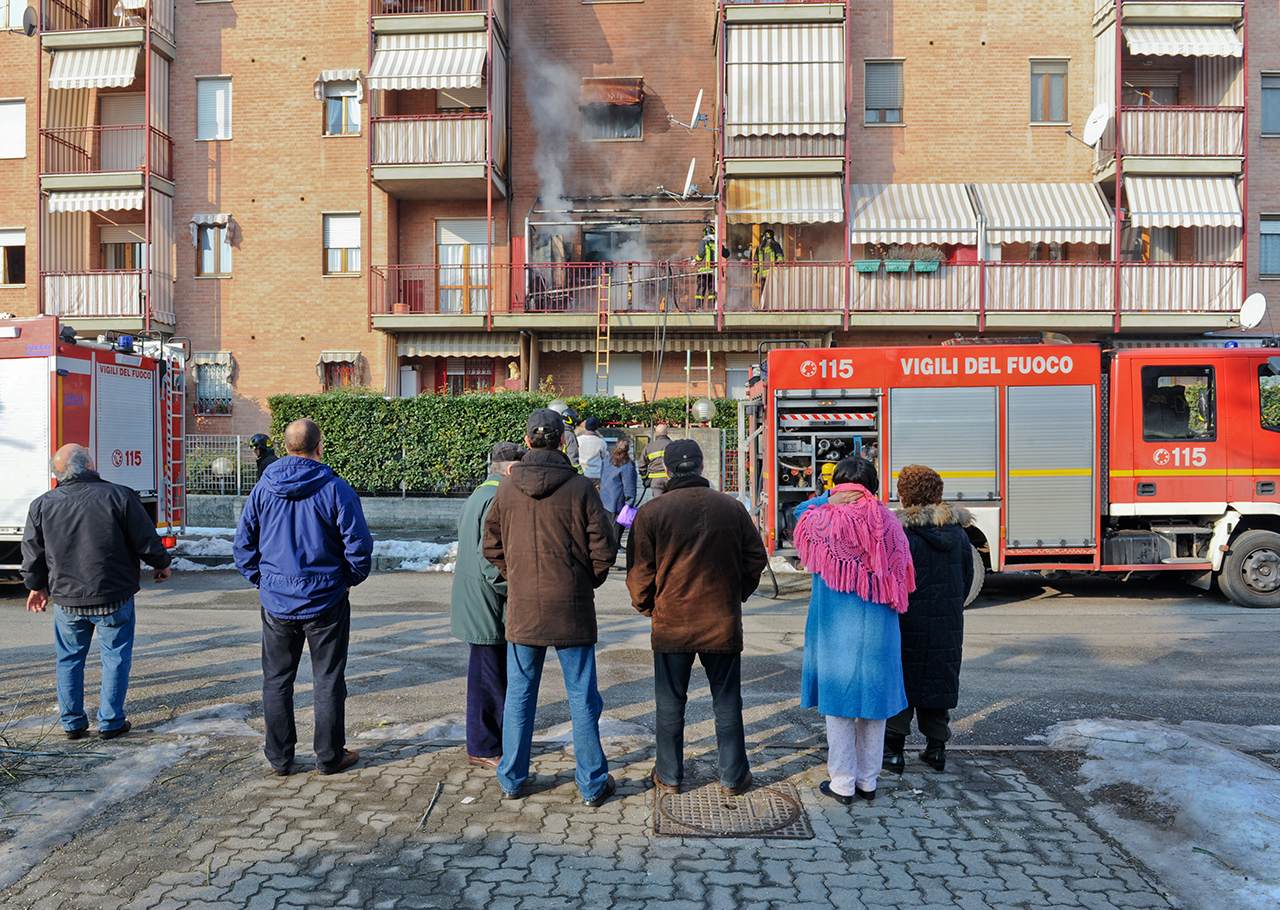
[
  {"xmin": 371, "ymin": 1, "xmax": 488, "ymax": 14},
  {"xmin": 1119, "ymin": 106, "xmax": 1244, "ymax": 158},
  {"xmin": 42, "ymin": 0, "xmax": 174, "ymax": 42},
  {"xmin": 520, "ymin": 262, "xmax": 711, "ymax": 314},
  {"xmin": 43, "ymin": 270, "xmax": 144, "ymax": 318},
  {"xmin": 1118, "ymin": 262, "xmax": 1242, "ymax": 313},
  {"xmin": 373, "ymin": 263, "xmax": 508, "ymax": 316},
  {"xmin": 42, "ymin": 125, "xmax": 174, "ymax": 181},
  {"xmin": 371, "ymin": 115, "xmax": 486, "ymax": 166}
]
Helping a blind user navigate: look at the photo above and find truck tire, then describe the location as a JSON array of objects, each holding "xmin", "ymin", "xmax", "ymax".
[
  {"xmin": 1218, "ymin": 529, "xmax": 1280, "ymax": 609},
  {"xmin": 964, "ymin": 545, "xmax": 985, "ymax": 607}
]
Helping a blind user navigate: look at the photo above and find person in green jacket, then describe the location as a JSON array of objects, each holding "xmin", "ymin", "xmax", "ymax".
[{"xmin": 450, "ymin": 441, "xmax": 527, "ymax": 769}]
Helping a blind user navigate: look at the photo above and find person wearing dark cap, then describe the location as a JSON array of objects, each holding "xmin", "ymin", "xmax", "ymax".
[
  {"xmin": 639, "ymin": 422, "xmax": 672, "ymax": 498},
  {"xmin": 482, "ymin": 408, "xmax": 619, "ymax": 807},
  {"xmin": 626, "ymin": 438, "xmax": 768, "ymax": 797},
  {"xmin": 450, "ymin": 441, "xmax": 527, "ymax": 770},
  {"xmin": 249, "ymin": 434, "xmax": 278, "ymax": 485},
  {"xmin": 577, "ymin": 416, "xmax": 607, "ymax": 489}
]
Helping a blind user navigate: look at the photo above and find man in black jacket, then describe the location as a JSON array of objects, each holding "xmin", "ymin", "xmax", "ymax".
[{"xmin": 22, "ymin": 444, "xmax": 172, "ymax": 740}]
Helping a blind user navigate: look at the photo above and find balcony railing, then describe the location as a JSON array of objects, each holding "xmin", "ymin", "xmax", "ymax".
[
  {"xmin": 43, "ymin": 0, "xmax": 174, "ymax": 43},
  {"xmin": 371, "ymin": 115, "xmax": 486, "ymax": 166},
  {"xmin": 42, "ymin": 126, "xmax": 174, "ymax": 181},
  {"xmin": 43, "ymin": 270, "xmax": 144, "ymax": 318},
  {"xmin": 370, "ymin": 260, "xmax": 1244, "ymax": 320},
  {"xmin": 371, "ymin": 1, "xmax": 488, "ymax": 14},
  {"xmin": 1119, "ymin": 106, "xmax": 1244, "ymax": 158}
]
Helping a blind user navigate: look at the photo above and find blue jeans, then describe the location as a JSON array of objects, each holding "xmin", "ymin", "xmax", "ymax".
[
  {"xmin": 497, "ymin": 643, "xmax": 609, "ymax": 800},
  {"xmin": 54, "ymin": 599, "xmax": 136, "ymax": 733}
]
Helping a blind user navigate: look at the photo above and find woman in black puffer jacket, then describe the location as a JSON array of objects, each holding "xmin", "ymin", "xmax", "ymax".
[{"xmin": 883, "ymin": 464, "xmax": 975, "ymax": 774}]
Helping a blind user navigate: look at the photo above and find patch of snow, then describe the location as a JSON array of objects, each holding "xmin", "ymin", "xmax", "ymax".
[
  {"xmin": 354, "ymin": 714, "xmax": 467, "ymax": 742},
  {"xmin": 174, "ymin": 537, "xmax": 234, "ymax": 557},
  {"xmin": 373, "ymin": 540, "xmax": 456, "ymax": 560},
  {"xmin": 769, "ymin": 555, "xmax": 805, "ymax": 575},
  {"xmin": 538, "ymin": 715, "xmax": 654, "ymax": 748},
  {"xmin": 1047, "ymin": 718, "xmax": 1280, "ymax": 910},
  {"xmin": 180, "ymin": 526, "xmax": 236, "ymax": 537},
  {"xmin": 398, "ymin": 559, "xmax": 454, "ymax": 573},
  {"xmin": 170, "ymin": 557, "xmax": 237, "ymax": 572},
  {"xmin": 152, "ymin": 703, "xmax": 260, "ymax": 738}
]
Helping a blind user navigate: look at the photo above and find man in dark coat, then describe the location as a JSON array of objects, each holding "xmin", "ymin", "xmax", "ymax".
[
  {"xmin": 234, "ymin": 418, "xmax": 374, "ymax": 777},
  {"xmin": 482, "ymin": 409, "xmax": 618, "ymax": 806},
  {"xmin": 22, "ymin": 444, "xmax": 172, "ymax": 740},
  {"xmin": 626, "ymin": 439, "xmax": 768, "ymax": 796},
  {"xmin": 884, "ymin": 464, "xmax": 975, "ymax": 774},
  {"xmin": 450, "ymin": 441, "xmax": 526, "ymax": 769}
]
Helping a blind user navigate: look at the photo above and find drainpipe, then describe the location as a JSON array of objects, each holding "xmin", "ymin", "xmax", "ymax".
[
  {"xmin": 842, "ymin": 0, "xmax": 851, "ymax": 335},
  {"xmin": 1241, "ymin": 0, "xmax": 1249, "ymax": 298},
  {"xmin": 35, "ymin": 14, "xmax": 43, "ymax": 316},
  {"xmin": 143, "ymin": 8, "xmax": 152, "ymax": 333},
  {"xmin": 1113, "ymin": 2, "xmax": 1123, "ymax": 335}
]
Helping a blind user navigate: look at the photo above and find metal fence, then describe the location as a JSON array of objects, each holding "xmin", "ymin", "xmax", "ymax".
[{"xmin": 186, "ymin": 435, "xmax": 259, "ymax": 495}]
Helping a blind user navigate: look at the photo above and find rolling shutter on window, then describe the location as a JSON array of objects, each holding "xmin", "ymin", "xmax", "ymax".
[
  {"xmin": 324, "ymin": 214, "xmax": 362, "ymax": 248},
  {"xmin": 0, "ymin": 229, "xmax": 26, "ymax": 247},
  {"xmin": 865, "ymin": 63, "xmax": 904, "ymax": 110},
  {"xmin": 196, "ymin": 78, "xmax": 231, "ymax": 139},
  {"xmin": 436, "ymin": 219, "xmax": 489, "ymax": 246},
  {"xmin": 0, "ymin": 101, "xmax": 25, "ymax": 158},
  {"xmin": 100, "ymin": 224, "xmax": 145, "ymax": 244}
]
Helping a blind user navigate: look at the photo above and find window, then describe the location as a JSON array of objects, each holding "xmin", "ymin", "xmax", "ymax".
[
  {"xmin": 6, "ymin": 1, "xmax": 28, "ymax": 29},
  {"xmin": 323, "ymin": 360, "xmax": 358, "ymax": 391},
  {"xmin": 324, "ymin": 81, "xmax": 360, "ymax": 136},
  {"xmin": 1122, "ymin": 72, "xmax": 1178, "ymax": 107},
  {"xmin": 192, "ymin": 356, "xmax": 233, "ymax": 416},
  {"xmin": 196, "ymin": 77, "xmax": 232, "ymax": 140},
  {"xmin": 1141, "ymin": 365, "xmax": 1215, "ymax": 442},
  {"xmin": 196, "ymin": 224, "xmax": 232, "ymax": 276},
  {"xmin": 101, "ymin": 224, "xmax": 146, "ymax": 271},
  {"xmin": 1261, "ymin": 364, "xmax": 1280, "ymax": 433},
  {"xmin": 580, "ymin": 77, "xmax": 644, "ymax": 141},
  {"xmin": 437, "ymin": 219, "xmax": 489, "ymax": 313},
  {"xmin": 865, "ymin": 61, "xmax": 904, "ymax": 124},
  {"xmin": 1031, "ymin": 60, "xmax": 1068, "ymax": 123},
  {"xmin": 1262, "ymin": 216, "xmax": 1280, "ymax": 278},
  {"xmin": 446, "ymin": 358, "xmax": 492, "ymax": 395},
  {"xmin": 1265, "ymin": 74, "xmax": 1280, "ymax": 136},
  {"xmin": 0, "ymin": 228, "xmax": 24, "ymax": 285},
  {"xmin": 0, "ymin": 100, "xmax": 25, "ymax": 159},
  {"xmin": 323, "ymin": 214, "xmax": 361, "ymax": 275}
]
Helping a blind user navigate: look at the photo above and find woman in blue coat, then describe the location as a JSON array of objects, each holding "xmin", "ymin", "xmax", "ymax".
[
  {"xmin": 598, "ymin": 437, "xmax": 638, "ymax": 548},
  {"xmin": 794, "ymin": 455, "xmax": 913, "ymax": 805}
]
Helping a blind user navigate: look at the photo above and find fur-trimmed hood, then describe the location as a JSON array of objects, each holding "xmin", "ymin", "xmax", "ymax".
[{"xmin": 894, "ymin": 502, "xmax": 974, "ymax": 530}]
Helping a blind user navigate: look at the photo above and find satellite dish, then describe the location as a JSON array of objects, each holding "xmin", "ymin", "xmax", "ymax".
[
  {"xmin": 1240, "ymin": 292, "xmax": 1267, "ymax": 330},
  {"xmin": 689, "ymin": 89, "xmax": 703, "ymax": 129},
  {"xmin": 681, "ymin": 157, "xmax": 696, "ymax": 199},
  {"xmin": 23, "ymin": 5, "xmax": 38, "ymax": 37},
  {"xmin": 1081, "ymin": 103, "xmax": 1110, "ymax": 147}
]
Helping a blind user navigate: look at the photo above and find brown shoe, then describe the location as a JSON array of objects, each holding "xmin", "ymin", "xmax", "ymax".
[
  {"xmin": 720, "ymin": 769, "xmax": 753, "ymax": 796},
  {"xmin": 319, "ymin": 750, "xmax": 360, "ymax": 775},
  {"xmin": 652, "ymin": 770, "xmax": 680, "ymax": 795},
  {"xmin": 468, "ymin": 754, "xmax": 501, "ymax": 770}
]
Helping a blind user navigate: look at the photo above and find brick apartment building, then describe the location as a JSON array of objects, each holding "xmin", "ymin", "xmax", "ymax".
[{"xmin": 0, "ymin": 0, "xmax": 1273, "ymax": 435}]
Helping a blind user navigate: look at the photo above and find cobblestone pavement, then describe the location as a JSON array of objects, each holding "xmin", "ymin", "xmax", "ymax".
[{"xmin": 1, "ymin": 729, "xmax": 1178, "ymax": 910}]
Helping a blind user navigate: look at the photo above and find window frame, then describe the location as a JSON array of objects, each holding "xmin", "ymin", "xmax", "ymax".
[
  {"xmin": 1262, "ymin": 72, "xmax": 1280, "ymax": 137},
  {"xmin": 323, "ymin": 360, "xmax": 359, "ymax": 392},
  {"xmin": 582, "ymin": 102, "xmax": 643, "ymax": 142},
  {"xmin": 1261, "ymin": 214, "xmax": 1280, "ymax": 279},
  {"xmin": 0, "ymin": 99, "xmax": 26, "ymax": 159},
  {"xmin": 195, "ymin": 76, "xmax": 233, "ymax": 141},
  {"xmin": 1140, "ymin": 364, "xmax": 1217, "ymax": 443},
  {"xmin": 196, "ymin": 223, "xmax": 233, "ymax": 277},
  {"xmin": 1260, "ymin": 364, "xmax": 1280, "ymax": 434},
  {"xmin": 322, "ymin": 213, "xmax": 362, "ymax": 276},
  {"xmin": 192, "ymin": 360, "xmax": 233, "ymax": 416},
  {"xmin": 864, "ymin": 59, "xmax": 905, "ymax": 126},
  {"xmin": 1030, "ymin": 58, "xmax": 1069, "ymax": 124},
  {"xmin": 323, "ymin": 81, "xmax": 361, "ymax": 137},
  {"xmin": 1, "ymin": 242, "xmax": 25, "ymax": 286}
]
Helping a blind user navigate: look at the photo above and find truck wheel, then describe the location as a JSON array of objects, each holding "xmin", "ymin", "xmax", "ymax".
[
  {"xmin": 1219, "ymin": 529, "xmax": 1280, "ymax": 609},
  {"xmin": 964, "ymin": 545, "xmax": 985, "ymax": 607}
]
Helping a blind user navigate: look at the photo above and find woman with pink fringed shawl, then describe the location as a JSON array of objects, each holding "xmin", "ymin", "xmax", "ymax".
[{"xmin": 793, "ymin": 455, "xmax": 914, "ymax": 806}]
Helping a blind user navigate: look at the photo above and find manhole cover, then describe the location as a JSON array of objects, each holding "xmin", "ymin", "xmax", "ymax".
[{"xmin": 654, "ymin": 779, "xmax": 813, "ymax": 839}]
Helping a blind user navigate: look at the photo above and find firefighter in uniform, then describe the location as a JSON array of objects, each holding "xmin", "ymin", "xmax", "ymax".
[
  {"xmin": 752, "ymin": 228, "xmax": 783, "ymax": 310},
  {"xmin": 639, "ymin": 422, "xmax": 672, "ymax": 499},
  {"xmin": 249, "ymin": 434, "xmax": 278, "ymax": 484},
  {"xmin": 694, "ymin": 225, "xmax": 719, "ymax": 309}
]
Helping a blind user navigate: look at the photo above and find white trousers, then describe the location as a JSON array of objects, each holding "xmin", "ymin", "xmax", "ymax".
[{"xmin": 825, "ymin": 715, "xmax": 886, "ymax": 796}]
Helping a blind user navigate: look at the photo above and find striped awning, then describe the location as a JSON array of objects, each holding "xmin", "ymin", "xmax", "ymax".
[
  {"xmin": 188, "ymin": 213, "xmax": 232, "ymax": 246},
  {"xmin": 725, "ymin": 23, "xmax": 845, "ymax": 137},
  {"xmin": 48, "ymin": 46, "xmax": 140, "ymax": 90},
  {"xmin": 1122, "ymin": 25, "xmax": 1242, "ymax": 58},
  {"xmin": 539, "ymin": 335, "xmax": 823, "ymax": 354},
  {"xmin": 971, "ymin": 183, "xmax": 1113, "ymax": 244},
  {"xmin": 397, "ymin": 332, "xmax": 520, "ymax": 358},
  {"xmin": 1124, "ymin": 177, "xmax": 1242, "ymax": 229},
  {"xmin": 313, "ymin": 69, "xmax": 364, "ymax": 101},
  {"xmin": 849, "ymin": 184, "xmax": 978, "ymax": 245},
  {"xmin": 193, "ymin": 351, "xmax": 233, "ymax": 367},
  {"xmin": 727, "ymin": 177, "xmax": 844, "ymax": 225},
  {"xmin": 48, "ymin": 190, "xmax": 144, "ymax": 213},
  {"xmin": 366, "ymin": 32, "xmax": 486, "ymax": 91}
]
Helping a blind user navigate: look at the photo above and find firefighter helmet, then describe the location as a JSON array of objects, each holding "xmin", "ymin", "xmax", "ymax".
[
  {"xmin": 763, "ymin": 229, "xmax": 775, "ymax": 240},
  {"xmin": 703, "ymin": 224, "xmax": 715, "ymax": 236},
  {"xmin": 248, "ymin": 434, "xmax": 271, "ymax": 449}
]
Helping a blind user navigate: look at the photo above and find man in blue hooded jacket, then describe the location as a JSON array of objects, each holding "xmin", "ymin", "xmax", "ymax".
[{"xmin": 234, "ymin": 418, "xmax": 373, "ymax": 776}]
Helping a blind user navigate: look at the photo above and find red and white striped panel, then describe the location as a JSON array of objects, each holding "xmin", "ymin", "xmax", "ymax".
[{"xmin": 780, "ymin": 412, "xmax": 875, "ymax": 424}]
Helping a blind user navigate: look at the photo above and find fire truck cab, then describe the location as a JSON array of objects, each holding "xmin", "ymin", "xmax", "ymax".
[
  {"xmin": 0, "ymin": 316, "xmax": 186, "ymax": 571},
  {"xmin": 752, "ymin": 341, "xmax": 1280, "ymax": 608}
]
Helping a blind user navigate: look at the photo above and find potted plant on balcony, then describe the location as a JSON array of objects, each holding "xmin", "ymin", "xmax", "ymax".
[
  {"xmin": 392, "ymin": 299, "xmax": 411, "ymax": 315},
  {"xmin": 911, "ymin": 247, "xmax": 944, "ymax": 273},
  {"xmin": 854, "ymin": 259, "xmax": 882, "ymax": 273}
]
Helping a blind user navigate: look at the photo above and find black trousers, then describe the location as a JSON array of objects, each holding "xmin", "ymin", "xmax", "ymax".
[
  {"xmin": 466, "ymin": 642, "xmax": 507, "ymax": 758},
  {"xmin": 261, "ymin": 596, "xmax": 351, "ymax": 772},
  {"xmin": 886, "ymin": 705, "xmax": 952, "ymax": 742},
  {"xmin": 653, "ymin": 651, "xmax": 749, "ymax": 788}
]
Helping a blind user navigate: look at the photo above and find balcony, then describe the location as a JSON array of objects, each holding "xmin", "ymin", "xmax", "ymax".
[
  {"xmin": 370, "ymin": 0, "xmax": 502, "ymax": 38},
  {"xmin": 371, "ymin": 260, "xmax": 1242, "ymax": 331},
  {"xmin": 42, "ymin": 125, "xmax": 174, "ymax": 181},
  {"xmin": 1096, "ymin": 107, "xmax": 1244, "ymax": 179},
  {"xmin": 721, "ymin": 1, "xmax": 845, "ymax": 25},
  {"xmin": 42, "ymin": 0, "xmax": 175, "ymax": 46},
  {"xmin": 370, "ymin": 114, "xmax": 504, "ymax": 200}
]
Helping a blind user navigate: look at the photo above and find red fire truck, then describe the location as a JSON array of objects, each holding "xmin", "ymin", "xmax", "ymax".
[
  {"xmin": 744, "ymin": 339, "xmax": 1280, "ymax": 608},
  {"xmin": 0, "ymin": 316, "xmax": 186, "ymax": 571}
]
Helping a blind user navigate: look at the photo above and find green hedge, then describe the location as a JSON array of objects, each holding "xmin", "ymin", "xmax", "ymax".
[{"xmin": 268, "ymin": 391, "xmax": 742, "ymax": 494}]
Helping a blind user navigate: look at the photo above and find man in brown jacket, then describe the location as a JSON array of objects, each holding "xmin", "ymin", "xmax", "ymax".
[
  {"xmin": 482, "ymin": 408, "xmax": 619, "ymax": 807},
  {"xmin": 626, "ymin": 439, "xmax": 768, "ymax": 796}
]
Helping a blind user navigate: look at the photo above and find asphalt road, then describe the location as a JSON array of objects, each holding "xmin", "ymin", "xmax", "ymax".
[{"xmin": 2, "ymin": 566, "xmax": 1276, "ymax": 747}]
